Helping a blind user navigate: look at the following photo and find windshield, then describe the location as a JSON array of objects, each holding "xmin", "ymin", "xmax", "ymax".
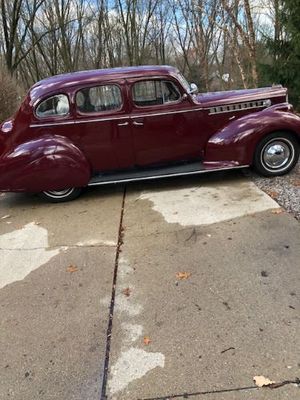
[{"xmin": 176, "ymin": 72, "xmax": 190, "ymax": 93}]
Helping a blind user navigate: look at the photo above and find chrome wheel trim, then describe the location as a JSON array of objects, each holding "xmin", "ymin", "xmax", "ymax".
[
  {"xmin": 43, "ymin": 188, "xmax": 75, "ymax": 199},
  {"xmin": 261, "ymin": 138, "xmax": 295, "ymax": 172}
]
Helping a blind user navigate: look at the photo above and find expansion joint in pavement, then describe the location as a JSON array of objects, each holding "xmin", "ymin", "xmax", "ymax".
[{"xmin": 100, "ymin": 185, "xmax": 127, "ymax": 400}]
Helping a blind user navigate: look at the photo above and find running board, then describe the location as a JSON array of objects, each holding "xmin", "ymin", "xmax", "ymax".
[{"xmin": 88, "ymin": 162, "xmax": 249, "ymax": 186}]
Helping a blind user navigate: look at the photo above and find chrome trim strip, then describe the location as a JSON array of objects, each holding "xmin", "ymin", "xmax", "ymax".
[
  {"xmin": 29, "ymin": 115, "xmax": 126, "ymax": 128},
  {"xmin": 76, "ymin": 115, "xmax": 127, "ymax": 124},
  {"xmin": 88, "ymin": 165, "xmax": 249, "ymax": 186},
  {"xmin": 30, "ymin": 120, "xmax": 76, "ymax": 128},
  {"xmin": 29, "ymin": 107, "xmax": 204, "ymax": 128},
  {"xmin": 130, "ymin": 107, "xmax": 203, "ymax": 119}
]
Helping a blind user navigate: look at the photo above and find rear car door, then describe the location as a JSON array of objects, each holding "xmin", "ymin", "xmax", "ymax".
[{"xmin": 75, "ymin": 81, "xmax": 135, "ymax": 172}]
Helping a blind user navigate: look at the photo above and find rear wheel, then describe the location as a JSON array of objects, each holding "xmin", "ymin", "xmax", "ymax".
[
  {"xmin": 253, "ymin": 132, "xmax": 299, "ymax": 176},
  {"xmin": 39, "ymin": 187, "xmax": 82, "ymax": 203}
]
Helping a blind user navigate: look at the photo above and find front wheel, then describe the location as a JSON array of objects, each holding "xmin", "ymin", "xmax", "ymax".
[
  {"xmin": 39, "ymin": 187, "xmax": 82, "ymax": 203},
  {"xmin": 253, "ymin": 132, "xmax": 299, "ymax": 177}
]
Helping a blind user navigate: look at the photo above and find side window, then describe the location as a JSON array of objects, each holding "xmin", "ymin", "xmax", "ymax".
[
  {"xmin": 132, "ymin": 80, "xmax": 181, "ymax": 107},
  {"xmin": 76, "ymin": 85, "xmax": 122, "ymax": 113},
  {"xmin": 36, "ymin": 94, "xmax": 69, "ymax": 118}
]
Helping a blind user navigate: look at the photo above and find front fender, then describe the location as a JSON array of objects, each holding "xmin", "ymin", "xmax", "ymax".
[
  {"xmin": 205, "ymin": 104, "xmax": 300, "ymax": 165},
  {"xmin": 0, "ymin": 134, "xmax": 91, "ymax": 192}
]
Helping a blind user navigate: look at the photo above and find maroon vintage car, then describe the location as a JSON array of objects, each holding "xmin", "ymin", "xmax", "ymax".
[{"xmin": 0, "ymin": 65, "xmax": 299, "ymax": 202}]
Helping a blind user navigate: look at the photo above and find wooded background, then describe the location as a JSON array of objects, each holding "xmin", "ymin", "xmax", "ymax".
[{"xmin": 0, "ymin": 0, "xmax": 299, "ymax": 120}]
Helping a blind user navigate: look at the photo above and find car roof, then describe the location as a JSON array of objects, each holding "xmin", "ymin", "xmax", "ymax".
[{"xmin": 29, "ymin": 65, "xmax": 179, "ymax": 104}]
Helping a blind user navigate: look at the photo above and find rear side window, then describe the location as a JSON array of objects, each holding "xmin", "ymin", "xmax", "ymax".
[
  {"xmin": 36, "ymin": 94, "xmax": 69, "ymax": 118},
  {"xmin": 76, "ymin": 85, "xmax": 122, "ymax": 113},
  {"xmin": 132, "ymin": 80, "xmax": 181, "ymax": 107}
]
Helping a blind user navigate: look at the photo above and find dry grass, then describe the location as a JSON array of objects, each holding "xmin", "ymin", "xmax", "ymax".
[{"xmin": 0, "ymin": 69, "xmax": 23, "ymax": 123}]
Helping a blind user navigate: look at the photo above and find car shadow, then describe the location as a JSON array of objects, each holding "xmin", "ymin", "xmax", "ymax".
[
  {"xmin": 0, "ymin": 168, "xmax": 250, "ymax": 208},
  {"xmin": 124, "ymin": 167, "xmax": 249, "ymax": 193}
]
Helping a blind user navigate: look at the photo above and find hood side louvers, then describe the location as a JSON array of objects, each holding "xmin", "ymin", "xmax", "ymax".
[{"xmin": 209, "ymin": 99, "xmax": 272, "ymax": 115}]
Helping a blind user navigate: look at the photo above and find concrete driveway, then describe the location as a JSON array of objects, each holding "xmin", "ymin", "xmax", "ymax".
[
  {"xmin": 0, "ymin": 171, "xmax": 299, "ymax": 400},
  {"xmin": 0, "ymin": 186, "xmax": 123, "ymax": 400}
]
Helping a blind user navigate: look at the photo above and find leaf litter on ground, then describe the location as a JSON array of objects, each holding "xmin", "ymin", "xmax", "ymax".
[
  {"xmin": 66, "ymin": 265, "xmax": 78, "ymax": 273},
  {"xmin": 143, "ymin": 336, "xmax": 151, "ymax": 345},
  {"xmin": 271, "ymin": 208, "xmax": 284, "ymax": 215},
  {"xmin": 122, "ymin": 287, "xmax": 131, "ymax": 297},
  {"xmin": 176, "ymin": 271, "xmax": 191, "ymax": 280}
]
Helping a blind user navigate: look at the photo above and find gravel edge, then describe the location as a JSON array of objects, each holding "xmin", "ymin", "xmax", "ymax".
[{"xmin": 244, "ymin": 161, "xmax": 300, "ymax": 221}]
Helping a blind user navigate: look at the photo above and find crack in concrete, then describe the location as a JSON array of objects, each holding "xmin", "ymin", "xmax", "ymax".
[
  {"xmin": 139, "ymin": 385, "xmax": 258, "ymax": 399},
  {"xmin": 139, "ymin": 378, "xmax": 300, "ymax": 400},
  {"xmin": 100, "ymin": 186, "xmax": 127, "ymax": 400}
]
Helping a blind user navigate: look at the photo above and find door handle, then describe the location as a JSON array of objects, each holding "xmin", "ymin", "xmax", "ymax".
[
  {"xmin": 132, "ymin": 121, "xmax": 144, "ymax": 126},
  {"xmin": 117, "ymin": 121, "xmax": 129, "ymax": 126}
]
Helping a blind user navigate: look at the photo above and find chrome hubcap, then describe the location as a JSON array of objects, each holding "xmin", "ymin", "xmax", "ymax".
[
  {"xmin": 262, "ymin": 139, "xmax": 294, "ymax": 171},
  {"xmin": 44, "ymin": 188, "xmax": 74, "ymax": 199}
]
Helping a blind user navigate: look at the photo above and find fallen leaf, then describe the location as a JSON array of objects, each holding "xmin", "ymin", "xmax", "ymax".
[
  {"xmin": 176, "ymin": 272, "xmax": 191, "ymax": 280},
  {"xmin": 253, "ymin": 375, "xmax": 276, "ymax": 387},
  {"xmin": 122, "ymin": 287, "xmax": 131, "ymax": 297},
  {"xmin": 66, "ymin": 265, "xmax": 78, "ymax": 273},
  {"xmin": 1, "ymin": 215, "xmax": 11, "ymax": 219},
  {"xmin": 267, "ymin": 190, "xmax": 278, "ymax": 199},
  {"xmin": 143, "ymin": 336, "xmax": 151, "ymax": 345},
  {"xmin": 291, "ymin": 179, "xmax": 300, "ymax": 187},
  {"xmin": 271, "ymin": 208, "xmax": 283, "ymax": 215}
]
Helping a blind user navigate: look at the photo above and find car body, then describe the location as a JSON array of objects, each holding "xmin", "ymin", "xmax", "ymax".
[{"xmin": 0, "ymin": 65, "xmax": 299, "ymax": 202}]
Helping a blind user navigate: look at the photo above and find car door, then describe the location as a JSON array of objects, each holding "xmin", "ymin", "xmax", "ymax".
[
  {"xmin": 75, "ymin": 81, "xmax": 135, "ymax": 172},
  {"xmin": 129, "ymin": 78, "xmax": 205, "ymax": 167}
]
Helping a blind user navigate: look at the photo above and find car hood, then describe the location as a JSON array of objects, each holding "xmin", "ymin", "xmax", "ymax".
[{"xmin": 195, "ymin": 86, "xmax": 287, "ymax": 108}]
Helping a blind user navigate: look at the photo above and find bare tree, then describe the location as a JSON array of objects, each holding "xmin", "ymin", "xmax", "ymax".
[
  {"xmin": 221, "ymin": 0, "xmax": 257, "ymax": 86},
  {"xmin": 0, "ymin": 0, "xmax": 282, "ymax": 92},
  {"xmin": 1, "ymin": 0, "xmax": 46, "ymax": 74}
]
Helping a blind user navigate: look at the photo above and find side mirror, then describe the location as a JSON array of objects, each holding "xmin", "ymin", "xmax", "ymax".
[{"xmin": 189, "ymin": 83, "xmax": 198, "ymax": 94}]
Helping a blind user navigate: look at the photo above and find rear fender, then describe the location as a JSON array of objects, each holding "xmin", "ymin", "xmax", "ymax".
[
  {"xmin": 205, "ymin": 104, "xmax": 300, "ymax": 165},
  {"xmin": 0, "ymin": 134, "xmax": 91, "ymax": 192}
]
